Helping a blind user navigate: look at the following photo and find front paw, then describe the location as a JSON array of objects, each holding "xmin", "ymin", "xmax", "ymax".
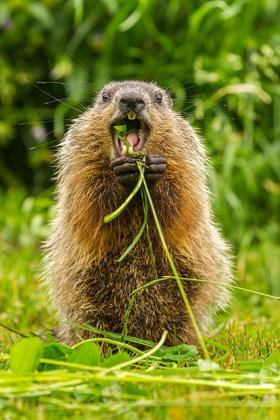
[
  {"xmin": 110, "ymin": 155, "xmax": 166, "ymax": 190},
  {"xmin": 145, "ymin": 155, "xmax": 166, "ymax": 187},
  {"xmin": 110, "ymin": 155, "xmax": 144, "ymax": 190}
]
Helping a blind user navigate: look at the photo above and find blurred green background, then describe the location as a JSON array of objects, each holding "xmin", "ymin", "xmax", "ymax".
[{"xmin": 0, "ymin": 0, "xmax": 279, "ymax": 335}]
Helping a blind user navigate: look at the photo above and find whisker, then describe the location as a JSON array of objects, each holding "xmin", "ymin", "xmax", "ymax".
[
  {"xmin": 30, "ymin": 130, "xmax": 66, "ymax": 150},
  {"xmin": 182, "ymin": 96, "xmax": 228, "ymax": 117},
  {"xmin": 37, "ymin": 81, "xmax": 92, "ymax": 87},
  {"xmin": 30, "ymin": 126, "xmax": 63, "ymax": 147},
  {"xmin": 18, "ymin": 118, "xmax": 76, "ymax": 126},
  {"xmin": 68, "ymin": 52, "xmax": 97, "ymax": 81},
  {"xmin": 179, "ymin": 81, "xmax": 226, "ymax": 113},
  {"xmin": 25, "ymin": 79, "xmax": 83, "ymax": 113},
  {"xmin": 44, "ymin": 97, "xmax": 77, "ymax": 105}
]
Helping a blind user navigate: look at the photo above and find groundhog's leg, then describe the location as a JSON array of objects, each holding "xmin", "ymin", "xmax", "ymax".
[{"xmin": 110, "ymin": 155, "xmax": 166, "ymax": 190}]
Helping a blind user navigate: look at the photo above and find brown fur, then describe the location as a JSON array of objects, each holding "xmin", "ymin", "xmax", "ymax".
[{"xmin": 43, "ymin": 81, "xmax": 233, "ymax": 348}]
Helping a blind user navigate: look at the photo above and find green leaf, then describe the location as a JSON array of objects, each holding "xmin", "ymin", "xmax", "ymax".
[
  {"xmin": 73, "ymin": 0, "xmax": 84, "ymax": 26},
  {"xmin": 119, "ymin": 0, "xmax": 149, "ymax": 32},
  {"xmin": 45, "ymin": 331, "xmax": 57, "ymax": 342},
  {"xmin": 123, "ymin": 382, "xmax": 149, "ymax": 397},
  {"xmin": 114, "ymin": 124, "xmax": 127, "ymax": 132},
  {"xmin": 68, "ymin": 342, "xmax": 100, "ymax": 366},
  {"xmin": 10, "ymin": 337, "xmax": 43, "ymax": 375},
  {"xmin": 101, "ymin": 353, "xmax": 131, "ymax": 369},
  {"xmin": 161, "ymin": 344, "xmax": 198, "ymax": 363},
  {"xmin": 44, "ymin": 332, "xmax": 73, "ymax": 355},
  {"xmin": 260, "ymin": 353, "xmax": 280, "ymax": 377},
  {"xmin": 43, "ymin": 342, "xmax": 73, "ymax": 359},
  {"xmin": 39, "ymin": 343, "xmax": 73, "ymax": 371},
  {"xmin": 239, "ymin": 359, "xmax": 264, "ymax": 373},
  {"xmin": 27, "ymin": 3, "xmax": 54, "ymax": 29}
]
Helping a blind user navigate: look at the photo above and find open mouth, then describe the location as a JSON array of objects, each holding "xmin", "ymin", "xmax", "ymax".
[{"xmin": 111, "ymin": 112, "xmax": 150, "ymax": 156}]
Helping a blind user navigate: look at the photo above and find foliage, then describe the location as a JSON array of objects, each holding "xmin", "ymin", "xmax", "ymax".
[{"xmin": 1, "ymin": 320, "xmax": 280, "ymax": 419}]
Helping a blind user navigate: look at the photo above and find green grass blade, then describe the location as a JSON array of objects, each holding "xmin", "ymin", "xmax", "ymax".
[
  {"xmin": 107, "ymin": 331, "xmax": 167, "ymax": 372},
  {"xmin": 137, "ymin": 162, "xmax": 211, "ymax": 362},
  {"xmin": 104, "ymin": 173, "xmax": 143, "ymax": 223},
  {"xmin": 0, "ymin": 322, "xmax": 28, "ymax": 338},
  {"xmin": 163, "ymin": 276, "xmax": 280, "ymax": 300},
  {"xmin": 117, "ymin": 211, "xmax": 147, "ymax": 262},
  {"xmin": 66, "ymin": 322, "xmax": 169, "ymax": 349},
  {"xmin": 142, "ymin": 186, "xmax": 158, "ymax": 279}
]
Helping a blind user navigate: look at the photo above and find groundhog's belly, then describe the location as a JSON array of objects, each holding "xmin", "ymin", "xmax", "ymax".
[{"xmin": 74, "ymin": 240, "xmax": 201, "ymax": 346}]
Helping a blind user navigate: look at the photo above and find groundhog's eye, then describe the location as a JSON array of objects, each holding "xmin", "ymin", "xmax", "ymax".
[
  {"xmin": 102, "ymin": 92, "xmax": 110, "ymax": 102},
  {"xmin": 155, "ymin": 93, "xmax": 162, "ymax": 104}
]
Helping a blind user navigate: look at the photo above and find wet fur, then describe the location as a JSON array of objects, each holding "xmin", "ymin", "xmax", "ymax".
[{"xmin": 43, "ymin": 81, "xmax": 233, "ymax": 348}]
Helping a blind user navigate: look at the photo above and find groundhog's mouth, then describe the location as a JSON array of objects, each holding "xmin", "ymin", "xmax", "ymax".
[{"xmin": 111, "ymin": 114, "xmax": 150, "ymax": 156}]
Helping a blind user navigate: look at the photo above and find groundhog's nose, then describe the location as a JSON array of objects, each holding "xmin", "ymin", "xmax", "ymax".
[{"xmin": 119, "ymin": 90, "xmax": 145, "ymax": 113}]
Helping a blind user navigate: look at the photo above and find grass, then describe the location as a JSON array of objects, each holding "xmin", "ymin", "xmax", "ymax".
[{"xmin": 0, "ymin": 184, "xmax": 280, "ymax": 419}]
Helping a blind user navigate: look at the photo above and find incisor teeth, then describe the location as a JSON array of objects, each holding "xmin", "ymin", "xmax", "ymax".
[
  {"xmin": 121, "ymin": 144, "xmax": 127, "ymax": 156},
  {"xmin": 128, "ymin": 146, "xmax": 134, "ymax": 154},
  {"xmin": 127, "ymin": 112, "xmax": 136, "ymax": 120}
]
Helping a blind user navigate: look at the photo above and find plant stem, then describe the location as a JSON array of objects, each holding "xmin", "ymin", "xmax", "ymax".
[
  {"xmin": 163, "ymin": 277, "xmax": 280, "ymax": 300},
  {"xmin": 142, "ymin": 186, "xmax": 158, "ymax": 279},
  {"xmin": 137, "ymin": 162, "xmax": 211, "ymax": 361},
  {"xmin": 104, "ymin": 172, "xmax": 143, "ymax": 223},
  {"xmin": 121, "ymin": 294, "xmax": 137, "ymax": 340},
  {"xmin": 117, "ymin": 219, "xmax": 147, "ymax": 262},
  {"xmin": 0, "ymin": 322, "xmax": 28, "ymax": 338},
  {"xmin": 128, "ymin": 277, "xmax": 280, "ymax": 301},
  {"xmin": 118, "ymin": 134, "xmax": 130, "ymax": 154},
  {"xmin": 117, "ymin": 187, "xmax": 148, "ymax": 262},
  {"xmin": 71, "ymin": 338, "xmax": 161, "ymax": 360},
  {"xmin": 106, "ymin": 331, "xmax": 167, "ymax": 373},
  {"xmin": 104, "ymin": 156, "xmax": 146, "ymax": 224}
]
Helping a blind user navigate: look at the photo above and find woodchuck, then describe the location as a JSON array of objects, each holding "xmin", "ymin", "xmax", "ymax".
[{"xmin": 43, "ymin": 80, "xmax": 233, "ymax": 348}]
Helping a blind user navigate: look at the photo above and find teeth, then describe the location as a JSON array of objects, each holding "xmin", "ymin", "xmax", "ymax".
[
  {"xmin": 121, "ymin": 144, "xmax": 127, "ymax": 156},
  {"xmin": 127, "ymin": 112, "xmax": 136, "ymax": 120},
  {"xmin": 128, "ymin": 146, "xmax": 134, "ymax": 154}
]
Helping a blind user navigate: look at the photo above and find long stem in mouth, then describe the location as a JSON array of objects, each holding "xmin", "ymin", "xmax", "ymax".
[{"xmin": 118, "ymin": 134, "xmax": 130, "ymax": 155}]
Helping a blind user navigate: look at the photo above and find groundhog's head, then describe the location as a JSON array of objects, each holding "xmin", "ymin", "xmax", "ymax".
[{"xmin": 91, "ymin": 81, "xmax": 175, "ymax": 158}]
